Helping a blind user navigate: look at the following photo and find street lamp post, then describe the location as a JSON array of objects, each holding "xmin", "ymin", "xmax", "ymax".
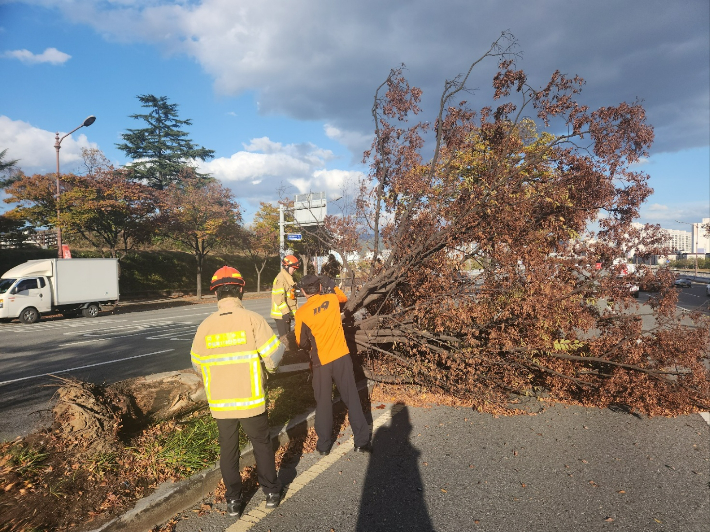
[
  {"xmin": 55, "ymin": 115, "xmax": 96, "ymax": 258},
  {"xmin": 675, "ymin": 220, "xmax": 698, "ymax": 278}
]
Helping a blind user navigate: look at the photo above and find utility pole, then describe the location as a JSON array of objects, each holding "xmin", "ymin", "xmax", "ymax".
[{"xmin": 279, "ymin": 203, "xmax": 286, "ymax": 258}]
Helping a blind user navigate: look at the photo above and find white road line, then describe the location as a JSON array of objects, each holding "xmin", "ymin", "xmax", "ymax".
[
  {"xmin": 59, "ymin": 338, "xmax": 110, "ymax": 347},
  {"xmin": 58, "ymin": 326, "xmax": 194, "ymax": 346},
  {"xmin": 61, "ymin": 322, "xmax": 171, "ymax": 335},
  {"xmin": 141, "ymin": 325, "xmax": 197, "ymax": 339},
  {"xmin": 700, "ymin": 412, "xmax": 710, "ymax": 426},
  {"xmin": 0, "ymin": 349, "xmax": 175, "ymax": 386}
]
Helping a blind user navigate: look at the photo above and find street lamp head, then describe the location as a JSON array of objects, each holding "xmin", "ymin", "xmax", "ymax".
[{"xmin": 83, "ymin": 115, "xmax": 96, "ymax": 127}]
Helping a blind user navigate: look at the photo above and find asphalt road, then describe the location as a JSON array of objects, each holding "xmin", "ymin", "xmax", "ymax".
[
  {"xmin": 669, "ymin": 282, "xmax": 710, "ymax": 313},
  {"xmin": 167, "ymin": 402, "xmax": 710, "ymax": 532},
  {"xmin": 0, "ymin": 297, "xmax": 277, "ymax": 441}
]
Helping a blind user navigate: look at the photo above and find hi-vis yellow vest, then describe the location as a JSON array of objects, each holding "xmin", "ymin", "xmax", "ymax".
[
  {"xmin": 271, "ymin": 269, "xmax": 297, "ymax": 319},
  {"xmin": 191, "ymin": 298, "xmax": 284, "ymax": 419}
]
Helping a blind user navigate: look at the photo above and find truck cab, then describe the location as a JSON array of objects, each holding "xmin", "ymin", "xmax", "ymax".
[{"xmin": 0, "ymin": 276, "xmax": 52, "ymax": 323}]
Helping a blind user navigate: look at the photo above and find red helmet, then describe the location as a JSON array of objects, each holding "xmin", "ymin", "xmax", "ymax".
[
  {"xmin": 282, "ymin": 254, "xmax": 301, "ymax": 269},
  {"xmin": 210, "ymin": 266, "xmax": 245, "ymax": 291}
]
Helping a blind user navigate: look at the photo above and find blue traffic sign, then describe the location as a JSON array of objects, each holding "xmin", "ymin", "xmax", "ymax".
[{"xmin": 286, "ymin": 233, "xmax": 302, "ymax": 241}]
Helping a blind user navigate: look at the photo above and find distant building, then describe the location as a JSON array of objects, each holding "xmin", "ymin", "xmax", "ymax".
[
  {"xmin": 661, "ymin": 227, "xmax": 692, "ymax": 253},
  {"xmin": 691, "ymin": 218, "xmax": 710, "ymax": 255}
]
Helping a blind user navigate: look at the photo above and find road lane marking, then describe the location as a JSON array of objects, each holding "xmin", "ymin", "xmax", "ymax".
[
  {"xmin": 0, "ymin": 349, "xmax": 175, "ymax": 387},
  {"xmin": 58, "ymin": 325, "xmax": 195, "ymax": 346},
  {"xmin": 226, "ymin": 403, "xmax": 402, "ymax": 532},
  {"xmin": 700, "ymin": 412, "xmax": 710, "ymax": 426}
]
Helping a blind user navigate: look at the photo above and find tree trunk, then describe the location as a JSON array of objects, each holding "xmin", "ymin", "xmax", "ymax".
[{"xmin": 196, "ymin": 254, "xmax": 202, "ymax": 300}]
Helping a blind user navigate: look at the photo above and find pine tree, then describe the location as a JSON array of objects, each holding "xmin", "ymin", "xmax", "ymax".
[
  {"xmin": 116, "ymin": 95, "xmax": 215, "ymax": 190},
  {"xmin": 0, "ymin": 149, "xmax": 21, "ymax": 188}
]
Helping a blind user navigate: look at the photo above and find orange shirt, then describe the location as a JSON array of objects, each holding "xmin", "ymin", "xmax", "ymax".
[{"xmin": 295, "ymin": 287, "xmax": 349, "ymax": 367}]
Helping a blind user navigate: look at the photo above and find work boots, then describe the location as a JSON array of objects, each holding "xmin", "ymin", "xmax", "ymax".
[
  {"xmin": 226, "ymin": 497, "xmax": 243, "ymax": 517},
  {"xmin": 265, "ymin": 491, "xmax": 282, "ymax": 509}
]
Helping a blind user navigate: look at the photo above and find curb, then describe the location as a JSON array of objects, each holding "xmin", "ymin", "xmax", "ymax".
[{"xmin": 88, "ymin": 379, "xmax": 374, "ymax": 532}]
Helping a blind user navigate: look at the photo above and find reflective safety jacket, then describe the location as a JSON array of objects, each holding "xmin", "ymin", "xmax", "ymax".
[
  {"xmin": 191, "ymin": 297, "xmax": 284, "ymax": 419},
  {"xmin": 271, "ymin": 268, "xmax": 297, "ymax": 319},
  {"xmin": 295, "ymin": 287, "xmax": 349, "ymax": 368}
]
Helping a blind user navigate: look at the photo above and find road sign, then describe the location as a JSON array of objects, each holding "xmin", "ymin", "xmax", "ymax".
[{"xmin": 286, "ymin": 233, "xmax": 302, "ymax": 241}]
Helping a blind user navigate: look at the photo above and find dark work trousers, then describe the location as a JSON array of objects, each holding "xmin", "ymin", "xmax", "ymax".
[
  {"xmin": 216, "ymin": 413, "xmax": 280, "ymax": 500},
  {"xmin": 275, "ymin": 314, "xmax": 292, "ymax": 337},
  {"xmin": 312, "ymin": 354, "xmax": 370, "ymax": 453}
]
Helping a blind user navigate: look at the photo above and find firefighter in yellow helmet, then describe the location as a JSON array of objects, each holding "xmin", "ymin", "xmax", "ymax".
[
  {"xmin": 191, "ymin": 266, "xmax": 284, "ymax": 518},
  {"xmin": 271, "ymin": 254, "xmax": 300, "ymax": 337}
]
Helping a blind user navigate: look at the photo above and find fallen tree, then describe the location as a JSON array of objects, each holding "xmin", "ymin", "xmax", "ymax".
[{"xmin": 322, "ymin": 33, "xmax": 710, "ymax": 415}]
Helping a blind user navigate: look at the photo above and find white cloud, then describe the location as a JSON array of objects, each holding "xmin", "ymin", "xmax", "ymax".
[
  {"xmin": 34, "ymin": 0, "xmax": 708, "ymax": 154},
  {"xmin": 324, "ymin": 124, "xmax": 372, "ymax": 158},
  {"xmin": 198, "ymin": 137, "xmax": 364, "ymax": 211},
  {"xmin": 647, "ymin": 204, "xmax": 669, "ymax": 212},
  {"xmin": 2, "ymin": 47, "xmax": 71, "ymax": 64},
  {"xmin": 629, "ymin": 157, "xmax": 650, "ymax": 168},
  {"xmin": 638, "ymin": 201, "xmax": 710, "ymax": 228},
  {"xmin": 0, "ymin": 116, "xmax": 98, "ymax": 174}
]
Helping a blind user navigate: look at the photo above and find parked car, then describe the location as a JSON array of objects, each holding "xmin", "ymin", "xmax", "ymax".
[{"xmin": 674, "ymin": 278, "xmax": 692, "ymax": 288}]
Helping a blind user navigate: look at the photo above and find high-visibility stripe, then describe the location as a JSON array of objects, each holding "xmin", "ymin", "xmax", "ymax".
[
  {"xmin": 251, "ymin": 360, "xmax": 261, "ymax": 401},
  {"xmin": 205, "ymin": 331, "xmax": 247, "ymax": 349},
  {"xmin": 195, "ymin": 351, "xmax": 260, "ymax": 364},
  {"xmin": 201, "ymin": 364, "xmax": 266, "ymax": 411},
  {"xmin": 209, "ymin": 397, "xmax": 265, "ymax": 411},
  {"xmin": 257, "ymin": 334, "xmax": 280, "ymax": 356},
  {"xmin": 272, "ymin": 288, "xmax": 285, "ymax": 294},
  {"xmin": 202, "ymin": 366, "xmax": 211, "ymax": 401}
]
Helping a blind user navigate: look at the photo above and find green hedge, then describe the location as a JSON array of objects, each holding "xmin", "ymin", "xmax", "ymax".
[{"xmin": 0, "ymin": 248, "xmax": 281, "ymax": 296}]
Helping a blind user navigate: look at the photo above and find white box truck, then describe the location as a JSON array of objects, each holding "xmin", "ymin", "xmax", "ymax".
[{"xmin": 0, "ymin": 258, "xmax": 119, "ymax": 324}]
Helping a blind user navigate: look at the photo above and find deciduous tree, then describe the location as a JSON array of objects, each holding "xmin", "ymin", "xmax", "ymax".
[
  {"xmin": 160, "ymin": 180, "xmax": 243, "ymax": 298},
  {"xmin": 246, "ymin": 202, "xmax": 280, "ymax": 292},
  {"xmin": 58, "ymin": 168, "xmax": 162, "ymax": 258},
  {"xmin": 346, "ymin": 33, "xmax": 709, "ymax": 415},
  {"xmin": 116, "ymin": 95, "xmax": 215, "ymax": 190},
  {"xmin": 3, "ymin": 172, "xmax": 57, "ymax": 229}
]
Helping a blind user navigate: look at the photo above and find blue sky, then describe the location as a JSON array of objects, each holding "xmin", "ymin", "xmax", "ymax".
[{"xmin": 1, "ymin": 0, "xmax": 708, "ymax": 228}]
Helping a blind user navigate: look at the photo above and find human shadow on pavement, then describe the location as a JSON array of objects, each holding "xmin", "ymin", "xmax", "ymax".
[{"xmin": 356, "ymin": 404, "xmax": 434, "ymax": 532}]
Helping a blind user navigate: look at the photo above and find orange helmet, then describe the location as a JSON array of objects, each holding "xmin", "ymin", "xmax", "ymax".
[
  {"xmin": 282, "ymin": 254, "xmax": 301, "ymax": 269},
  {"xmin": 210, "ymin": 266, "xmax": 245, "ymax": 291}
]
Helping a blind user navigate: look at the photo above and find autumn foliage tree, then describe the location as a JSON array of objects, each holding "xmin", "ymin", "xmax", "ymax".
[
  {"xmin": 246, "ymin": 202, "xmax": 280, "ymax": 292},
  {"xmin": 345, "ymin": 33, "xmax": 710, "ymax": 415},
  {"xmin": 3, "ymin": 172, "xmax": 57, "ymax": 230},
  {"xmin": 160, "ymin": 179, "xmax": 243, "ymax": 298},
  {"xmin": 3, "ymin": 163, "xmax": 161, "ymax": 258},
  {"xmin": 58, "ymin": 169, "xmax": 162, "ymax": 258}
]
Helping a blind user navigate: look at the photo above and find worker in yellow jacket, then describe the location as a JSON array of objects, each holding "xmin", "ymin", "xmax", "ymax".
[
  {"xmin": 191, "ymin": 266, "xmax": 284, "ymax": 518},
  {"xmin": 271, "ymin": 254, "xmax": 300, "ymax": 337}
]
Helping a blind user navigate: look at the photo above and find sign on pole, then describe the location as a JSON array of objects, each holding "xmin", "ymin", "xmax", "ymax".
[
  {"xmin": 286, "ymin": 233, "xmax": 302, "ymax": 241},
  {"xmin": 293, "ymin": 192, "xmax": 327, "ymax": 226}
]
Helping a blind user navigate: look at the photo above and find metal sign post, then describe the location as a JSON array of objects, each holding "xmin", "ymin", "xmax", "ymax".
[{"xmin": 279, "ymin": 191, "xmax": 327, "ymax": 259}]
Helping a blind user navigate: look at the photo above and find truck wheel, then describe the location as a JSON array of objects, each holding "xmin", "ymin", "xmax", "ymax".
[
  {"xmin": 82, "ymin": 304, "xmax": 100, "ymax": 318},
  {"xmin": 19, "ymin": 307, "xmax": 40, "ymax": 324}
]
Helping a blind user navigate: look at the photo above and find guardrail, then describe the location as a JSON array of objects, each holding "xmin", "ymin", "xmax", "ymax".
[{"xmin": 670, "ymin": 269, "xmax": 710, "ymax": 282}]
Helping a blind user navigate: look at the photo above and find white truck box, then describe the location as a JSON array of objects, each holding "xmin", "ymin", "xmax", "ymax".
[{"xmin": 0, "ymin": 258, "xmax": 119, "ymax": 323}]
